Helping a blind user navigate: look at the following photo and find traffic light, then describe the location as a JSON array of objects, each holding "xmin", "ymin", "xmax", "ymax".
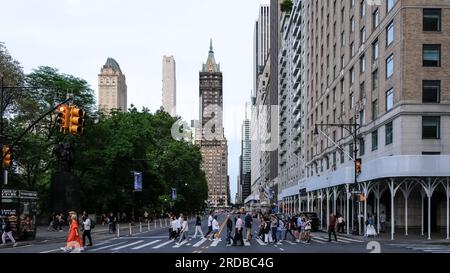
[
  {"xmin": 56, "ymin": 104, "xmax": 70, "ymax": 133},
  {"xmin": 69, "ymin": 106, "xmax": 86, "ymax": 135},
  {"xmin": 2, "ymin": 145, "xmax": 12, "ymax": 168},
  {"xmin": 355, "ymin": 158, "xmax": 362, "ymax": 176}
]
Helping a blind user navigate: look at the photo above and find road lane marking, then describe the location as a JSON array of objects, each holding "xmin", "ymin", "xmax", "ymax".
[
  {"xmin": 131, "ymin": 240, "xmax": 161, "ymax": 250},
  {"xmin": 336, "ymin": 236, "xmax": 364, "ymax": 243},
  {"xmin": 111, "ymin": 240, "xmax": 144, "ymax": 250},
  {"xmin": 91, "ymin": 241, "xmax": 128, "ymax": 251},
  {"xmin": 193, "ymin": 238, "xmax": 207, "ymax": 247},
  {"xmin": 255, "ymin": 238, "xmax": 266, "ymax": 245},
  {"xmin": 284, "ymin": 240, "xmax": 296, "ymax": 245},
  {"xmin": 310, "ymin": 238, "xmax": 325, "ymax": 244},
  {"xmin": 40, "ymin": 248, "xmax": 61, "ymax": 253},
  {"xmin": 153, "ymin": 240, "xmax": 175, "ymax": 249},
  {"xmin": 173, "ymin": 240, "xmax": 189, "ymax": 248},
  {"xmin": 210, "ymin": 239, "xmax": 221, "ymax": 247}
]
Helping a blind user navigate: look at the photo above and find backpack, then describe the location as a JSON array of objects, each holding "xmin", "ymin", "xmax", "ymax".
[{"xmin": 90, "ymin": 218, "xmax": 96, "ymax": 229}]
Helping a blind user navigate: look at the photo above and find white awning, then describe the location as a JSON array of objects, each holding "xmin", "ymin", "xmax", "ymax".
[{"xmin": 306, "ymin": 155, "xmax": 450, "ymax": 191}]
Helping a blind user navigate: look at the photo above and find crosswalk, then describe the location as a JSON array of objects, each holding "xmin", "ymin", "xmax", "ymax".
[
  {"xmin": 386, "ymin": 243, "xmax": 450, "ymax": 253},
  {"xmin": 42, "ymin": 234, "xmax": 365, "ymax": 253}
]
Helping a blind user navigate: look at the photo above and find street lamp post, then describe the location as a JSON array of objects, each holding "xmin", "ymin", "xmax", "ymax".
[{"xmin": 314, "ymin": 113, "xmax": 361, "ymax": 235}]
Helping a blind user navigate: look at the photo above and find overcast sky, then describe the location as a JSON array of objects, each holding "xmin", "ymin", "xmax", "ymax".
[{"xmin": 1, "ymin": 0, "xmax": 269, "ymax": 203}]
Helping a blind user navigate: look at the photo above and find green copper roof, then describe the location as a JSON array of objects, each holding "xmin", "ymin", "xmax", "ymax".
[
  {"xmin": 103, "ymin": 57, "xmax": 122, "ymax": 73},
  {"xmin": 202, "ymin": 39, "xmax": 220, "ymax": 73}
]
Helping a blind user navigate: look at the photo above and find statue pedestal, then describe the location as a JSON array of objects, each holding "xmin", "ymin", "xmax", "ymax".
[{"xmin": 50, "ymin": 171, "xmax": 80, "ymax": 214}]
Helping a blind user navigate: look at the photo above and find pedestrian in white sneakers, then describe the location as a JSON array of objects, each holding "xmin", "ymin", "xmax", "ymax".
[
  {"xmin": 193, "ymin": 214, "xmax": 204, "ymax": 238},
  {"xmin": 1, "ymin": 218, "xmax": 17, "ymax": 247}
]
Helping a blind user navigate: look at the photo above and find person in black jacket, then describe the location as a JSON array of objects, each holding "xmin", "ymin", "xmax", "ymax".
[
  {"xmin": 193, "ymin": 214, "xmax": 204, "ymax": 239},
  {"xmin": 225, "ymin": 214, "xmax": 234, "ymax": 246}
]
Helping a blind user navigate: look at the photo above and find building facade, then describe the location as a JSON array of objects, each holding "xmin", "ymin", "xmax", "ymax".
[
  {"xmin": 196, "ymin": 40, "xmax": 229, "ymax": 208},
  {"xmin": 239, "ymin": 102, "xmax": 252, "ymax": 204},
  {"xmin": 162, "ymin": 56, "xmax": 177, "ymax": 117},
  {"xmin": 277, "ymin": 0, "xmax": 450, "ymax": 240},
  {"xmin": 254, "ymin": 5, "xmax": 271, "ymax": 93},
  {"xmin": 98, "ymin": 58, "xmax": 127, "ymax": 112}
]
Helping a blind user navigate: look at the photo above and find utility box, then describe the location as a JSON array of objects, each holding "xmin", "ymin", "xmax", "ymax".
[{"xmin": 1, "ymin": 190, "xmax": 38, "ymax": 241}]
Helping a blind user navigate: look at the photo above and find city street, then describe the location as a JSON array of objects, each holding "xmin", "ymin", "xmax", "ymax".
[{"xmin": 0, "ymin": 213, "xmax": 448, "ymax": 254}]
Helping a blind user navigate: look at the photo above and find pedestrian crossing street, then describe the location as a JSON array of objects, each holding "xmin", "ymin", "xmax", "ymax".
[
  {"xmin": 386, "ymin": 243, "xmax": 450, "ymax": 254},
  {"xmin": 43, "ymin": 234, "xmax": 365, "ymax": 253}
]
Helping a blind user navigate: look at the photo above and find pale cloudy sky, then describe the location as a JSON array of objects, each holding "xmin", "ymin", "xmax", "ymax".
[{"xmin": 1, "ymin": 0, "xmax": 269, "ymax": 202}]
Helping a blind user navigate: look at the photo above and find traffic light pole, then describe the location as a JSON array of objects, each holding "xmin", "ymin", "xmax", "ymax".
[{"xmin": 0, "ymin": 76, "xmax": 72, "ymax": 216}]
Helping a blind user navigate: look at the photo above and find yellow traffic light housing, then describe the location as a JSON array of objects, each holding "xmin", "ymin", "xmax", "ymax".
[
  {"xmin": 2, "ymin": 146, "xmax": 12, "ymax": 168},
  {"xmin": 355, "ymin": 158, "xmax": 362, "ymax": 176},
  {"xmin": 69, "ymin": 106, "xmax": 86, "ymax": 135},
  {"xmin": 56, "ymin": 104, "xmax": 70, "ymax": 133}
]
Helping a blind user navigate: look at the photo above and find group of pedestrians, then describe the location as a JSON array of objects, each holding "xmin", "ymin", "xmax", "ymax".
[
  {"xmin": 257, "ymin": 213, "xmax": 313, "ymax": 244},
  {"xmin": 47, "ymin": 213, "xmax": 66, "ymax": 232}
]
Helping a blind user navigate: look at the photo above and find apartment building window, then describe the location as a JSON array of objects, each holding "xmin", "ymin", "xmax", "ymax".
[
  {"xmin": 386, "ymin": 21, "xmax": 394, "ymax": 46},
  {"xmin": 341, "ymin": 101, "xmax": 345, "ymax": 115},
  {"xmin": 372, "ymin": 130, "xmax": 378, "ymax": 151},
  {"xmin": 423, "ymin": 44, "xmax": 441, "ymax": 67},
  {"xmin": 372, "ymin": 69, "xmax": 379, "ymax": 90},
  {"xmin": 341, "ymin": 31, "xmax": 345, "ymax": 46},
  {"xmin": 386, "ymin": 54, "xmax": 394, "ymax": 78},
  {"xmin": 326, "ymin": 95, "xmax": 330, "ymax": 109},
  {"xmin": 349, "ymin": 143, "xmax": 354, "ymax": 159},
  {"xmin": 360, "ymin": 27, "xmax": 366, "ymax": 45},
  {"xmin": 360, "ymin": 54, "xmax": 366, "ymax": 74},
  {"xmin": 385, "ymin": 122, "xmax": 393, "ymax": 145},
  {"xmin": 423, "ymin": 9, "xmax": 441, "ymax": 31},
  {"xmin": 422, "ymin": 80, "xmax": 440, "ymax": 103},
  {"xmin": 340, "ymin": 151, "xmax": 345, "ymax": 164},
  {"xmin": 422, "ymin": 116, "xmax": 440, "ymax": 139},
  {"xmin": 373, "ymin": 9, "xmax": 380, "ymax": 29},
  {"xmin": 334, "ymin": 22, "xmax": 337, "ymax": 38},
  {"xmin": 350, "ymin": 67, "xmax": 355, "ymax": 85},
  {"xmin": 386, "ymin": 88, "xmax": 394, "ymax": 111},
  {"xmin": 351, "ymin": 42, "xmax": 355, "ymax": 57},
  {"xmin": 341, "ymin": 78, "xmax": 345, "ymax": 94},
  {"xmin": 359, "ymin": 109, "xmax": 365, "ymax": 125},
  {"xmin": 359, "ymin": 138, "xmax": 365, "ymax": 156},
  {"xmin": 341, "ymin": 55, "xmax": 345, "ymax": 68},
  {"xmin": 351, "ymin": 0, "xmax": 355, "ymax": 8},
  {"xmin": 360, "ymin": 0, "xmax": 365, "ymax": 17},
  {"xmin": 341, "ymin": 7, "xmax": 345, "ymax": 24},
  {"xmin": 333, "ymin": 87, "xmax": 337, "ymax": 102},
  {"xmin": 351, "ymin": 16, "xmax": 355, "ymax": 33},
  {"xmin": 372, "ymin": 99, "xmax": 378, "ymax": 120},
  {"xmin": 422, "ymin": 152, "xmax": 440, "ymax": 155},
  {"xmin": 387, "ymin": 0, "xmax": 395, "ymax": 13},
  {"xmin": 372, "ymin": 39, "xmax": 379, "ymax": 62},
  {"xmin": 334, "ymin": 44, "xmax": 337, "ymax": 58},
  {"xmin": 333, "ymin": 109, "xmax": 337, "ymax": 122},
  {"xmin": 360, "ymin": 81, "xmax": 366, "ymax": 99},
  {"xmin": 350, "ymin": 93, "xmax": 355, "ymax": 109}
]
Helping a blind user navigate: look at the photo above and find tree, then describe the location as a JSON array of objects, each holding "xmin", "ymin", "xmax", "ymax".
[{"xmin": 280, "ymin": 0, "xmax": 293, "ymax": 13}]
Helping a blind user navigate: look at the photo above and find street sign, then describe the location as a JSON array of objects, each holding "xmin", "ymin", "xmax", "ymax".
[
  {"xmin": 171, "ymin": 188, "xmax": 177, "ymax": 200},
  {"xmin": 134, "ymin": 172, "xmax": 143, "ymax": 192}
]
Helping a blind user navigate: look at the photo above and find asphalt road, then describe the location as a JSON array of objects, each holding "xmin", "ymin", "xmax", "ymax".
[{"xmin": 0, "ymin": 213, "xmax": 449, "ymax": 253}]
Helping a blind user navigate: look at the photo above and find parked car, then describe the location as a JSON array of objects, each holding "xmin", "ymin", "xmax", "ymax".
[{"xmin": 301, "ymin": 212, "xmax": 320, "ymax": 232}]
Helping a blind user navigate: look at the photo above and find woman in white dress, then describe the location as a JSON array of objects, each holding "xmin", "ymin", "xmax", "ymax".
[{"xmin": 365, "ymin": 214, "xmax": 378, "ymax": 237}]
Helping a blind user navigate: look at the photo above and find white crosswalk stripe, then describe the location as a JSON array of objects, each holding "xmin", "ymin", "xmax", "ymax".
[
  {"xmin": 244, "ymin": 241, "xmax": 251, "ymax": 246},
  {"xmin": 153, "ymin": 240, "xmax": 176, "ymax": 249},
  {"xmin": 255, "ymin": 237, "xmax": 266, "ymax": 245},
  {"xmin": 193, "ymin": 238, "xmax": 207, "ymax": 247},
  {"xmin": 111, "ymin": 240, "xmax": 144, "ymax": 251},
  {"xmin": 284, "ymin": 240, "xmax": 296, "ymax": 245},
  {"xmin": 132, "ymin": 240, "xmax": 161, "ymax": 250},
  {"xmin": 310, "ymin": 238, "xmax": 326, "ymax": 244},
  {"xmin": 210, "ymin": 239, "xmax": 222, "ymax": 247},
  {"xmin": 173, "ymin": 240, "xmax": 189, "ymax": 248},
  {"xmin": 91, "ymin": 241, "xmax": 128, "ymax": 252}
]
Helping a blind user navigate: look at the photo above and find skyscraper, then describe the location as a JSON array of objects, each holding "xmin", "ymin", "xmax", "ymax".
[
  {"xmin": 196, "ymin": 40, "xmax": 229, "ymax": 208},
  {"xmin": 162, "ymin": 56, "xmax": 177, "ymax": 117},
  {"xmin": 239, "ymin": 102, "xmax": 252, "ymax": 203},
  {"xmin": 253, "ymin": 4, "xmax": 270, "ymax": 93},
  {"xmin": 98, "ymin": 58, "xmax": 127, "ymax": 112}
]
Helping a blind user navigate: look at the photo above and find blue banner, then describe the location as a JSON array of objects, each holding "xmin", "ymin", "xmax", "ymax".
[
  {"xmin": 171, "ymin": 188, "xmax": 177, "ymax": 200},
  {"xmin": 134, "ymin": 172, "xmax": 142, "ymax": 192}
]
